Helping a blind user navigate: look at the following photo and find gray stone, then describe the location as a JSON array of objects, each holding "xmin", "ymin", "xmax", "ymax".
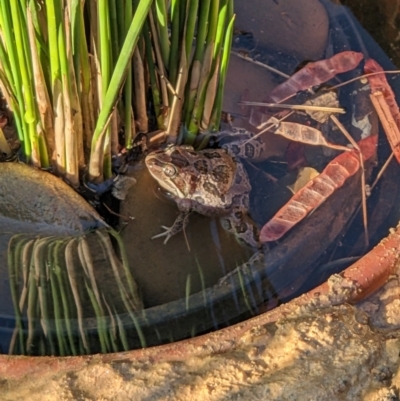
[{"xmin": 0, "ymin": 162, "xmax": 104, "ymax": 234}]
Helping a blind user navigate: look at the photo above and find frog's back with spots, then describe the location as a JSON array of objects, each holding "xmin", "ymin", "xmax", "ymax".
[{"xmin": 145, "ymin": 143, "xmax": 258, "ymax": 247}]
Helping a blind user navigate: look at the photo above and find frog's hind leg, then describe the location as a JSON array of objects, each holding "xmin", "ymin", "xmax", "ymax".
[
  {"xmin": 220, "ymin": 212, "xmax": 260, "ymax": 249},
  {"xmin": 217, "ymin": 127, "xmax": 267, "ymax": 161}
]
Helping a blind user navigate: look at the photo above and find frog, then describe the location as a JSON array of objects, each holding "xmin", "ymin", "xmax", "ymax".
[{"xmin": 145, "ymin": 127, "xmax": 267, "ymax": 248}]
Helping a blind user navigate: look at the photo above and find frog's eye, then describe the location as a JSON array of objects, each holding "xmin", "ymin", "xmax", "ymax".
[{"xmin": 163, "ymin": 164, "xmax": 177, "ymax": 178}]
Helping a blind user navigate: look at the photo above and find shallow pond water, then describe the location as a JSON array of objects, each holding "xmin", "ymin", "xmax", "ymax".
[
  {"xmin": 113, "ymin": 0, "xmax": 400, "ymax": 352},
  {"xmin": 1, "ymin": 0, "xmax": 400, "ymax": 357}
]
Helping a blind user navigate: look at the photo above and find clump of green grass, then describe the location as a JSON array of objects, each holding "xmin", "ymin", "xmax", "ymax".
[
  {"xmin": 0, "ymin": 0, "xmax": 153, "ymax": 184},
  {"xmin": 0, "ymin": 0, "xmax": 234, "ymax": 183},
  {"xmin": 147, "ymin": 0, "xmax": 235, "ymax": 145}
]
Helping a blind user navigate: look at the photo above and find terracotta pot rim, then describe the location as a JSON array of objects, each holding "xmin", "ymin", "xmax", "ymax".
[{"xmin": 1, "ymin": 222, "xmax": 399, "ymax": 381}]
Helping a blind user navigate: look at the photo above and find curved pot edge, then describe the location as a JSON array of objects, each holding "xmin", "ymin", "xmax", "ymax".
[{"xmin": 1, "ymin": 223, "xmax": 400, "ymax": 381}]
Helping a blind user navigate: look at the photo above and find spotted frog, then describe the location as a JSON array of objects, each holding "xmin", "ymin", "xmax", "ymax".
[{"xmin": 145, "ymin": 128, "xmax": 266, "ymax": 248}]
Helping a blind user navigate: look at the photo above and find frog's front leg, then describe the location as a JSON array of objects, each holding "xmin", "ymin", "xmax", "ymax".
[
  {"xmin": 152, "ymin": 211, "xmax": 191, "ymax": 244},
  {"xmin": 220, "ymin": 209, "xmax": 260, "ymax": 249},
  {"xmin": 152, "ymin": 199, "xmax": 192, "ymax": 244}
]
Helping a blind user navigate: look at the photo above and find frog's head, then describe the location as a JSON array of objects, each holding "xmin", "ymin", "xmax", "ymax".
[{"xmin": 145, "ymin": 145, "xmax": 195, "ymax": 198}]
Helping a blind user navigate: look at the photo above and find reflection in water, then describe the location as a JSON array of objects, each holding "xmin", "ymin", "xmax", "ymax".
[{"xmin": 6, "ymin": 229, "xmax": 142, "ymax": 356}]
